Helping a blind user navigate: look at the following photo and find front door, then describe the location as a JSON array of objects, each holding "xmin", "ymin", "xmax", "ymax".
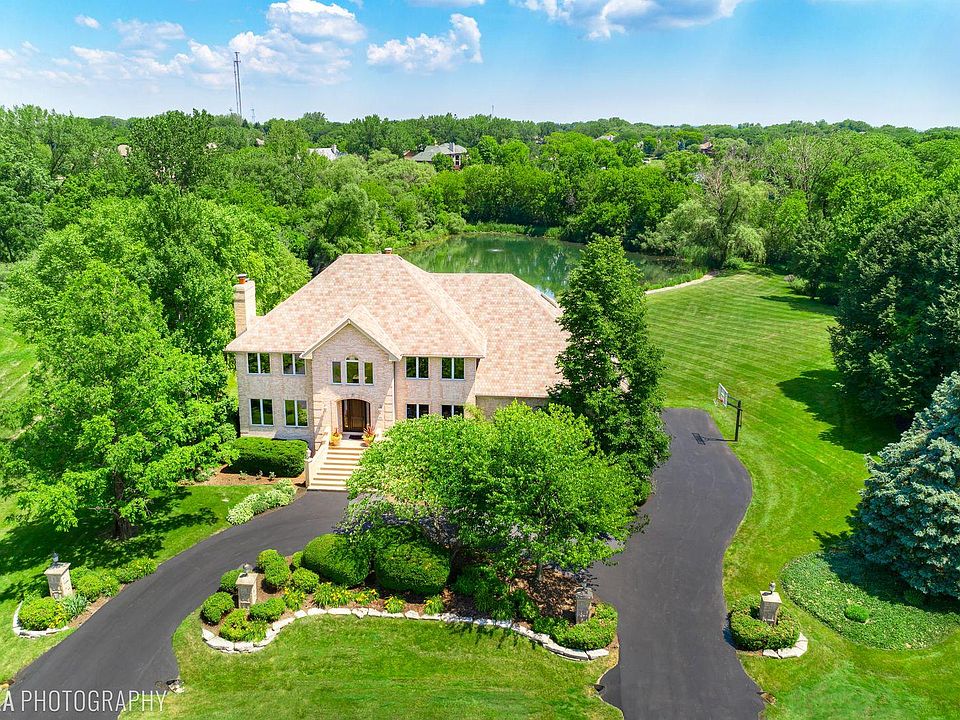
[{"xmin": 342, "ymin": 399, "xmax": 368, "ymax": 433}]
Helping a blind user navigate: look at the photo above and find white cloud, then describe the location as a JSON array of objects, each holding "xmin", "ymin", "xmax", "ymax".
[
  {"xmin": 229, "ymin": 28, "xmax": 351, "ymax": 83},
  {"xmin": 265, "ymin": 0, "xmax": 366, "ymax": 41},
  {"xmin": 21, "ymin": 41, "xmax": 39, "ymax": 54},
  {"xmin": 0, "ymin": 48, "xmax": 15, "ymax": 64},
  {"xmin": 519, "ymin": 0, "xmax": 746, "ymax": 38},
  {"xmin": 113, "ymin": 19, "xmax": 187, "ymax": 51},
  {"xmin": 409, "ymin": 0, "xmax": 485, "ymax": 6},
  {"xmin": 367, "ymin": 13, "xmax": 482, "ymax": 72},
  {"xmin": 74, "ymin": 14, "xmax": 101, "ymax": 30}
]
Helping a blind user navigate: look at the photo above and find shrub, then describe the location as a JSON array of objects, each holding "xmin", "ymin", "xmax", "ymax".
[
  {"xmin": 114, "ymin": 558, "xmax": 158, "ymax": 584},
  {"xmin": 220, "ymin": 569, "xmax": 242, "ymax": 594},
  {"xmin": 302, "ymin": 534, "xmax": 371, "ymax": 587},
  {"xmin": 219, "ymin": 609, "xmax": 267, "ymax": 643},
  {"xmin": 510, "ymin": 589, "xmax": 540, "ymax": 622},
  {"xmin": 451, "ymin": 565, "xmax": 498, "ymax": 597},
  {"xmin": 384, "ymin": 596, "xmax": 405, "ymax": 614},
  {"xmin": 283, "ymin": 588, "xmax": 306, "ymax": 611},
  {"xmin": 374, "ymin": 539, "xmax": 451, "ymax": 596},
  {"xmin": 257, "ymin": 549, "xmax": 283, "ymax": 570},
  {"xmin": 314, "ymin": 582, "xmax": 354, "ymax": 608},
  {"xmin": 551, "ymin": 617, "xmax": 617, "ymax": 651},
  {"xmin": 201, "ymin": 592, "xmax": 236, "ymax": 624},
  {"xmin": 532, "ymin": 615, "xmax": 567, "ymax": 636},
  {"xmin": 226, "ymin": 481, "xmax": 297, "ymax": 525},
  {"xmin": 249, "ymin": 597, "xmax": 285, "ymax": 623},
  {"xmin": 262, "ymin": 556, "xmax": 291, "ymax": 592},
  {"xmin": 353, "ymin": 587, "xmax": 379, "ymax": 605},
  {"xmin": 729, "ymin": 597, "xmax": 800, "ymax": 651},
  {"xmin": 59, "ymin": 593, "xmax": 89, "ymax": 620},
  {"xmin": 845, "ymin": 604, "xmax": 871, "ymax": 623},
  {"xmin": 290, "ymin": 567, "xmax": 320, "ymax": 594},
  {"xmin": 18, "ymin": 596, "xmax": 68, "ymax": 631},
  {"xmin": 473, "ymin": 573, "xmax": 511, "ymax": 618},
  {"xmin": 424, "ymin": 595, "xmax": 445, "ymax": 615},
  {"xmin": 290, "ymin": 551, "xmax": 303, "ymax": 570},
  {"xmin": 226, "ymin": 437, "xmax": 307, "ymax": 477},
  {"xmin": 74, "ymin": 570, "xmax": 120, "ymax": 602},
  {"xmin": 903, "ymin": 588, "xmax": 927, "ymax": 608}
]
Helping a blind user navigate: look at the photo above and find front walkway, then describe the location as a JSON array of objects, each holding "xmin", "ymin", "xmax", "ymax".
[{"xmin": 592, "ymin": 408, "xmax": 764, "ymax": 719}]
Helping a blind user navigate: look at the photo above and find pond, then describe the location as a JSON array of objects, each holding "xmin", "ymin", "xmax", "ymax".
[{"xmin": 403, "ymin": 234, "xmax": 694, "ymax": 297}]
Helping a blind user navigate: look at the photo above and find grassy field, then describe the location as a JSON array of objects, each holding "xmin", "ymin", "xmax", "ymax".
[
  {"xmin": 124, "ymin": 614, "xmax": 617, "ymax": 720},
  {"xmin": 0, "ymin": 485, "xmax": 262, "ymax": 683},
  {"xmin": 0, "ymin": 293, "xmax": 33, "ymax": 438},
  {"xmin": 646, "ymin": 271, "xmax": 960, "ymax": 719}
]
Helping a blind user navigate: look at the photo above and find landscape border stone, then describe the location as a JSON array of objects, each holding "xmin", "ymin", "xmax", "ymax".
[
  {"xmin": 200, "ymin": 605, "xmax": 613, "ymax": 661},
  {"xmin": 761, "ymin": 632, "xmax": 809, "ymax": 659}
]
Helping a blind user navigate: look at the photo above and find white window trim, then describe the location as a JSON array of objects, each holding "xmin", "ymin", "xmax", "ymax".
[
  {"xmin": 285, "ymin": 399, "xmax": 309, "ymax": 428},
  {"xmin": 282, "ymin": 353, "xmax": 306, "ymax": 376},
  {"xmin": 441, "ymin": 357, "xmax": 466, "ymax": 381},
  {"xmin": 248, "ymin": 352, "xmax": 270, "ymax": 375},
  {"xmin": 406, "ymin": 356, "xmax": 430, "ymax": 380},
  {"xmin": 332, "ymin": 357, "xmax": 375, "ymax": 385},
  {"xmin": 250, "ymin": 398, "xmax": 273, "ymax": 426}
]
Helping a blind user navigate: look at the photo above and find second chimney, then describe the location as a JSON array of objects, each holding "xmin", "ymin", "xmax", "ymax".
[{"xmin": 234, "ymin": 274, "xmax": 257, "ymax": 336}]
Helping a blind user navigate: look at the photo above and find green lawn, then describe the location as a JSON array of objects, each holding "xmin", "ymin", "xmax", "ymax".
[
  {"xmin": 647, "ymin": 271, "xmax": 960, "ymax": 719},
  {"xmin": 0, "ymin": 485, "xmax": 261, "ymax": 683},
  {"xmin": 0, "ymin": 293, "xmax": 33, "ymax": 438},
  {"xmin": 124, "ymin": 614, "xmax": 618, "ymax": 720}
]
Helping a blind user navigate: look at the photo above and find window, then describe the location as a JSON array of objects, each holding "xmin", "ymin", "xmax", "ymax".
[
  {"xmin": 441, "ymin": 357, "xmax": 465, "ymax": 380},
  {"xmin": 441, "ymin": 405, "xmax": 464, "ymax": 418},
  {"xmin": 364, "ymin": 361, "xmax": 374, "ymax": 385},
  {"xmin": 346, "ymin": 357, "xmax": 360, "ymax": 384},
  {"xmin": 406, "ymin": 403, "xmax": 430, "ymax": 419},
  {"xmin": 247, "ymin": 353, "xmax": 270, "ymax": 374},
  {"xmin": 285, "ymin": 399, "xmax": 308, "ymax": 427},
  {"xmin": 331, "ymin": 361, "xmax": 342, "ymax": 384},
  {"xmin": 406, "ymin": 356, "xmax": 429, "ymax": 379},
  {"xmin": 283, "ymin": 353, "xmax": 305, "ymax": 375},
  {"xmin": 250, "ymin": 398, "xmax": 273, "ymax": 426}
]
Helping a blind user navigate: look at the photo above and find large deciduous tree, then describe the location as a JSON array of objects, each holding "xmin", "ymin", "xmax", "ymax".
[
  {"xmin": 7, "ymin": 264, "xmax": 232, "ymax": 539},
  {"xmin": 550, "ymin": 235, "xmax": 669, "ymax": 491},
  {"xmin": 128, "ymin": 110, "xmax": 214, "ymax": 192},
  {"xmin": 830, "ymin": 195, "xmax": 960, "ymax": 418},
  {"xmin": 853, "ymin": 372, "xmax": 960, "ymax": 598}
]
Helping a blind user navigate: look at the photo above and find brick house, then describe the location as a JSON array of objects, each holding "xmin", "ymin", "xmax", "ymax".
[{"xmin": 225, "ymin": 251, "xmax": 566, "ymax": 488}]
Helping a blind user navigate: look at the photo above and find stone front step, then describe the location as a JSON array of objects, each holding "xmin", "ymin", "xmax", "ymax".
[{"xmin": 307, "ymin": 443, "xmax": 367, "ymax": 491}]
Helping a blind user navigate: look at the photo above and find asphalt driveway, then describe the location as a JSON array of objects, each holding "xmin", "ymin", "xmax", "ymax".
[
  {"xmin": 6, "ymin": 491, "xmax": 347, "ymax": 719},
  {"xmin": 7, "ymin": 408, "xmax": 763, "ymax": 719},
  {"xmin": 592, "ymin": 408, "xmax": 764, "ymax": 719}
]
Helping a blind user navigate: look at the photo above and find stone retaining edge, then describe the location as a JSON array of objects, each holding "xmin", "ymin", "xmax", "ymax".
[
  {"xmin": 761, "ymin": 632, "xmax": 809, "ymax": 659},
  {"xmin": 11, "ymin": 601, "xmax": 70, "ymax": 639},
  {"xmin": 201, "ymin": 607, "xmax": 611, "ymax": 662}
]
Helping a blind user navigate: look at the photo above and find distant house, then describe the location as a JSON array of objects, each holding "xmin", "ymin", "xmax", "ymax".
[
  {"xmin": 308, "ymin": 144, "xmax": 346, "ymax": 161},
  {"xmin": 596, "ymin": 134, "xmax": 616, "ymax": 142},
  {"xmin": 402, "ymin": 150, "xmax": 417, "ymax": 160},
  {"xmin": 116, "ymin": 144, "xmax": 131, "ymax": 157},
  {"xmin": 697, "ymin": 141, "xmax": 715, "ymax": 156},
  {"xmin": 409, "ymin": 142, "xmax": 467, "ymax": 169},
  {"xmin": 254, "ymin": 138, "xmax": 266, "ymax": 147}
]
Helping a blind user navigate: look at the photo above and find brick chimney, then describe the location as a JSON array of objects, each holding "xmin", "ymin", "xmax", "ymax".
[{"xmin": 234, "ymin": 274, "xmax": 257, "ymax": 336}]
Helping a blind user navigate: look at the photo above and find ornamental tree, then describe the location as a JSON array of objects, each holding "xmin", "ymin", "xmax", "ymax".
[
  {"xmin": 853, "ymin": 372, "xmax": 960, "ymax": 598},
  {"xmin": 550, "ymin": 235, "xmax": 669, "ymax": 492}
]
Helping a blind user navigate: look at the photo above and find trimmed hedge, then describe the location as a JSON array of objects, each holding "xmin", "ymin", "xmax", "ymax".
[
  {"xmin": 290, "ymin": 551, "xmax": 303, "ymax": 570},
  {"xmin": 729, "ymin": 597, "xmax": 800, "ymax": 651},
  {"xmin": 257, "ymin": 549, "xmax": 283, "ymax": 570},
  {"xmin": 374, "ymin": 539, "xmax": 450, "ymax": 596},
  {"xmin": 220, "ymin": 569, "xmax": 242, "ymax": 594},
  {"xmin": 451, "ymin": 565, "xmax": 498, "ymax": 596},
  {"xmin": 226, "ymin": 437, "xmax": 307, "ymax": 477},
  {"xmin": 290, "ymin": 567, "xmax": 320, "ymax": 594},
  {"xmin": 114, "ymin": 558, "xmax": 158, "ymax": 584},
  {"xmin": 845, "ymin": 604, "xmax": 870, "ymax": 623},
  {"xmin": 18, "ymin": 596, "xmax": 68, "ymax": 631},
  {"xmin": 201, "ymin": 592, "xmax": 236, "ymax": 624},
  {"xmin": 219, "ymin": 609, "xmax": 267, "ymax": 643},
  {"xmin": 74, "ymin": 570, "xmax": 120, "ymax": 602},
  {"xmin": 302, "ymin": 534, "xmax": 371, "ymax": 587},
  {"xmin": 549, "ymin": 604, "xmax": 618, "ymax": 651},
  {"xmin": 262, "ymin": 556, "xmax": 291, "ymax": 591},
  {"xmin": 249, "ymin": 597, "xmax": 285, "ymax": 623}
]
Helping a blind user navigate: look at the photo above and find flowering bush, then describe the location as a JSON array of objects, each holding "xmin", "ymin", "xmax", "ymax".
[{"xmin": 227, "ymin": 481, "xmax": 296, "ymax": 525}]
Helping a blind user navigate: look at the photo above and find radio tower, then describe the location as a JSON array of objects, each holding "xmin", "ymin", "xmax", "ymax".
[{"xmin": 233, "ymin": 52, "xmax": 243, "ymax": 120}]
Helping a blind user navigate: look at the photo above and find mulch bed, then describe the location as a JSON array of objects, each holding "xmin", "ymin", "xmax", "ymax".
[{"xmin": 196, "ymin": 466, "xmax": 306, "ymax": 488}]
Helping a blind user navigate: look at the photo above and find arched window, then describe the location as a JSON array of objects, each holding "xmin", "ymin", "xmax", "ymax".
[
  {"xmin": 331, "ymin": 357, "xmax": 374, "ymax": 385},
  {"xmin": 345, "ymin": 356, "xmax": 360, "ymax": 384}
]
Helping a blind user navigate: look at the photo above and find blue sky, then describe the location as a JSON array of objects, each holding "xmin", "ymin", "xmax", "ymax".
[{"xmin": 0, "ymin": 0, "xmax": 957, "ymax": 127}]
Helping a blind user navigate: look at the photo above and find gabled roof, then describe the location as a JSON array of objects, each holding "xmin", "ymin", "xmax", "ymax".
[
  {"xmin": 225, "ymin": 253, "xmax": 487, "ymax": 358},
  {"xmin": 410, "ymin": 143, "xmax": 467, "ymax": 162}
]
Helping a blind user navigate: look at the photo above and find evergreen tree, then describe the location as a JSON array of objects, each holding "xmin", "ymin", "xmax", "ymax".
[
  {"xmin": 550, "ymin": 235, "xmax": 670, "ymax": 495},
  {"xmin": 854, "ymin": 372, "xmax": 960, "ymax": 598}
]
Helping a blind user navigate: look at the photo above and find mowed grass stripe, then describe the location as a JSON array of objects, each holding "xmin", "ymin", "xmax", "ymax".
[
  {"xmin": 0, "ymin": 293, "xmax": 33, "ymax": 438},
  {"xmin": 646, "ymin": 271, "xmax": 960, "ymax": 720}
]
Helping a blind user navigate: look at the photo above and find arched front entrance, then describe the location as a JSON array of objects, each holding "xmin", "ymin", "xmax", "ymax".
[{"xmin": 341, "ymin": 399, "xmax": 370, "ymax": 434}]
